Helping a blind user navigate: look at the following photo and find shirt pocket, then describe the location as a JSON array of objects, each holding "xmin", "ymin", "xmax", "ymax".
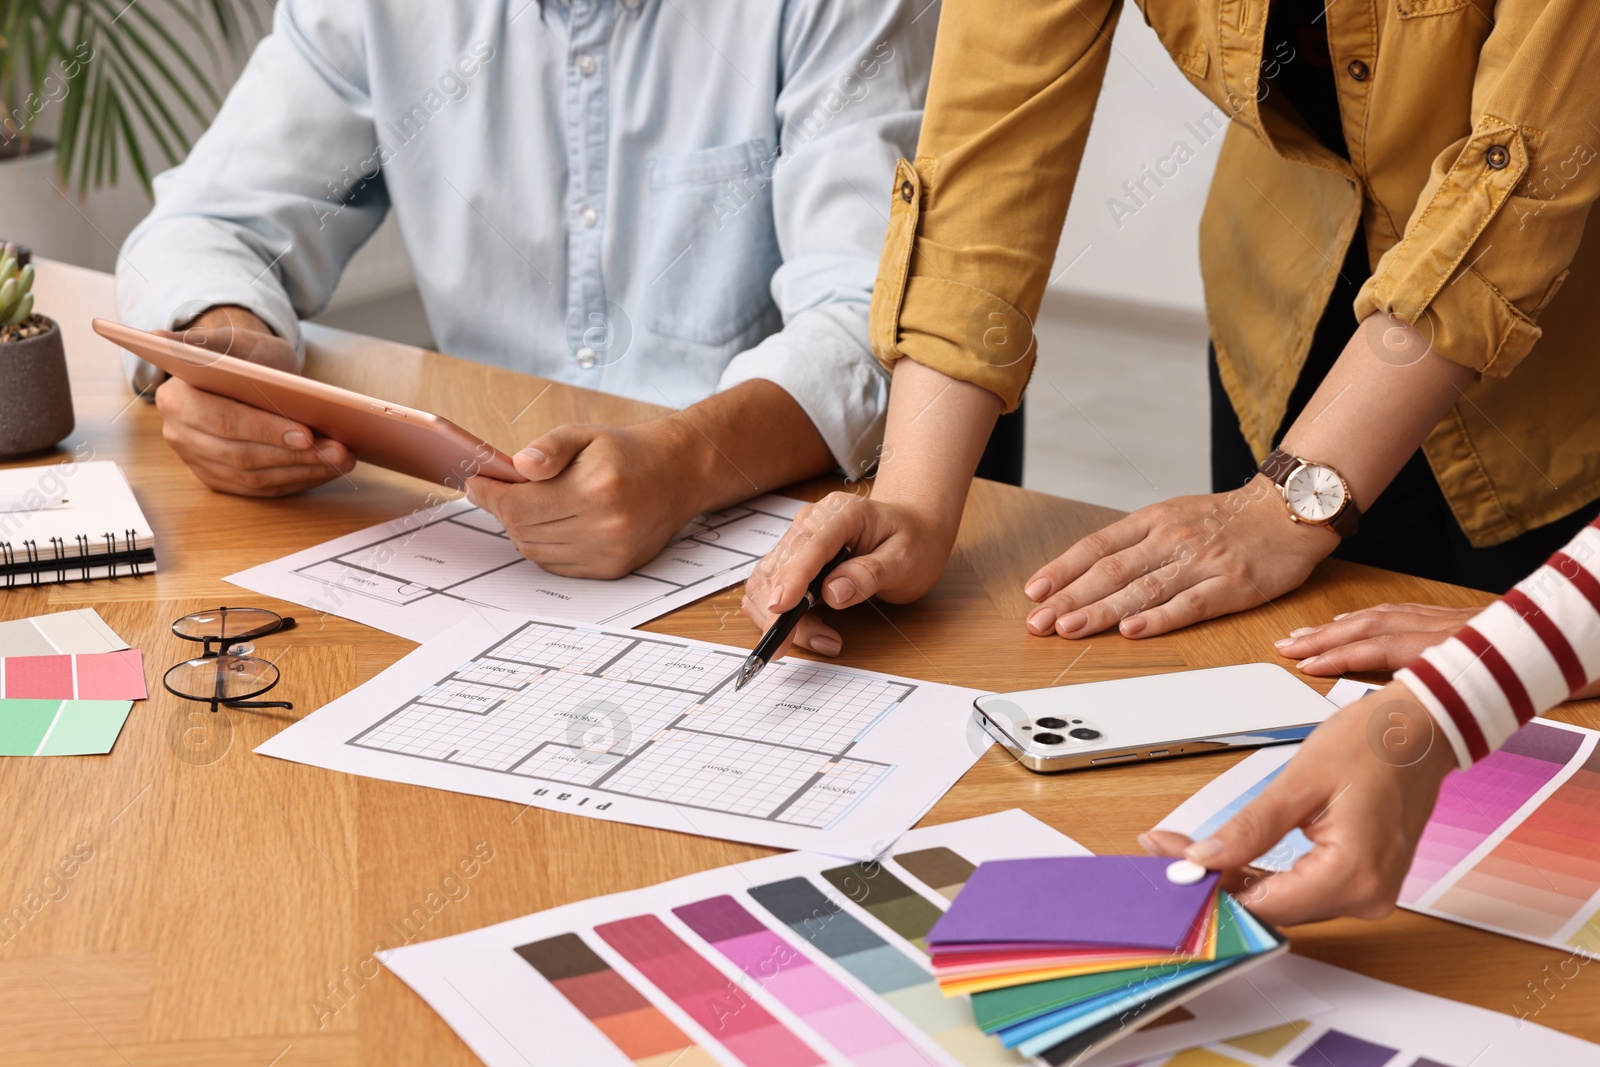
[
  {"xmin": 1135, "ymin": 0, "xmax": 1210, "ymax": 80},
  {"xmin": 644, "ymin": 138, "xmax": 782, "ymax": 348},
  {"xmin": 1394, "ymin": 0, "xmax": 1472, "ymax": 16}
]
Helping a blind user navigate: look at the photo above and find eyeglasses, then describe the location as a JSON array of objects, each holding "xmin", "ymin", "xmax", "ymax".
[{"xmin": 163, "ymin": 606, "xmax": 297, "ymax": 714}]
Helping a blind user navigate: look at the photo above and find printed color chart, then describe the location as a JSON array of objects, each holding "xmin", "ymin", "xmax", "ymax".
[
  {"xmin": 1160, "ymin": 717, "xmax": 1600, "ymax": 961},
  {"xmin": 383, "ymin": 812, "xmax": 1598, "ymax": 1067}
]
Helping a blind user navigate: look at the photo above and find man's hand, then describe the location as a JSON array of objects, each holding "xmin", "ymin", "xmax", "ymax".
[
  {"xmin": 1139, "ymin": 681, "xmax": 1457, "ymax": 926},
  {"xmin": 464, "ymin": 420, "xmax": 702, "ymax": 580},
  {"xmin": 740, "ymin": 491, "xmax": 957, "ymax": 658},
  {"xmin": 153, "ymin": 306, "xmax": 355, "ymax": 497},
  {"xmin": 1021, "ymin": 476, "xmax": 1340, "ymax": 640}
]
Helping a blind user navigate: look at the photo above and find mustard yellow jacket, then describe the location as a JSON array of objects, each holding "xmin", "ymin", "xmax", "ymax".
[{"xmin": 871, "ymin": 0, "xmax": 1600, "ymax": 545}]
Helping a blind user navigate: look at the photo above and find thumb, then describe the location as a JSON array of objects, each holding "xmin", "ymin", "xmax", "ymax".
[
  {"xmin": 818, "ymin": 554, "xmax": 883, "ymax": 610},
  {"xmin": 1183, "ymin": 779, "xmax": 1317, "ymax": 872},
  {"xmin": 514, "ymin": 424, "xmax": 598, "ymax": 481}
]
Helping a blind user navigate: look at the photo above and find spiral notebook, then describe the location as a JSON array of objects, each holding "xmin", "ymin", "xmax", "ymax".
[{"xmin": 0, "ymin": 462, "xmax": 156, "ymax": 587}]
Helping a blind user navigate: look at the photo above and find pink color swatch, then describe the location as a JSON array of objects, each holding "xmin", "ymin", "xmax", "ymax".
[
  {"xmin": 674, "ymin": 895, "xmax": 932, "ymax": 1067},
  {"xmin": 596, "ymin": 913, "xmax": 824, "ymax": 1067},
  {"xmin": 1400, "ymin": 721, "xmax": 1581, "ymax": 903},
  {"xmin": 0, "ymin": 649, "xmax": 147, "ymax": 701}
]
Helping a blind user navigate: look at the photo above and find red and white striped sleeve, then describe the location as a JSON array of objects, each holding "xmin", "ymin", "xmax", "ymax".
[{"xmin": 1395, "ymin": 516, "xmax": 1600, "ymax": 767}]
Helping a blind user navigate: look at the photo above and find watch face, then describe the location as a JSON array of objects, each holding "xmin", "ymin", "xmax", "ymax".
[{"xmin": 1284, "ymin": 463, "xmax": 1347, "ymax": 523}]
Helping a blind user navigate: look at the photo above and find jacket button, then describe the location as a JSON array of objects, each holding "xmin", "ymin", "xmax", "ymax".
[
  {"xmin": 899, "ymin": 180, "xmax": 914, "ymax": 202},
  {"xmin": 1347, "ymin": 59, "xmax": 1369, "ymax": 81},
  {"xmin": 1485, "ymin": 144, "xmax": 1510, "ymax": 169}
]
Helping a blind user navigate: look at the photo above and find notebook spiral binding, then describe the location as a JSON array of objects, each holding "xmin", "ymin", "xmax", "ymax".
[{"xmin": 0, "ymin": 529, "xmax": 148, "ymax": 587}]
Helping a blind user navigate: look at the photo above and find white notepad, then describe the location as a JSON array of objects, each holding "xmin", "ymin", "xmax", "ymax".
[{"xmin": 0, "ymin": 461, "xmax": 156, "ymax": 586}]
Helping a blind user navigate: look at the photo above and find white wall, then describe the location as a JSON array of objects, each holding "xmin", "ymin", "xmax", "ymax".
[{"xmin": 1048, "ymin": 9, "xmax": 1221, "ymax": 315}]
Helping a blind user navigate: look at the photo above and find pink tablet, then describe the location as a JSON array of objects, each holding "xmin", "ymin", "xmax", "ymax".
[{"xmin": 95, "ymin": 318, "xmax": 526, "ymax": 490}]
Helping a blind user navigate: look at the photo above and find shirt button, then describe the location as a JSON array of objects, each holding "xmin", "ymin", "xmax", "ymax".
[
  {"xmin": 899, "ymin": 180, "xmax": 914, "ymax": 202},
  {"xmin": 1485, "ymin": 144, "xmax": 1511, "ymax": 169},
  {"xmin": 1347, "ymin": 59, "xmax": 1369, "ymax": 82},
  {"xmin": 577, "ymin": 53, "xmax": 597, "ymax": 76},
  {"xmin": 579, "ymin": 205, "xmax": 598, "ymax": 227},
  {"xmin": 575, "ymin": 347, "xmax": 597, "ymax": 369}
]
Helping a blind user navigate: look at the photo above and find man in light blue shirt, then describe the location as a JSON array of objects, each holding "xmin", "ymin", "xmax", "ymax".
[{"xmin": 120, "ymin": 0, "xmax": 932, "ymax": 593}]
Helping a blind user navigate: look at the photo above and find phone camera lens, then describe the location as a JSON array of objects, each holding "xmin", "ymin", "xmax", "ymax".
[
  {"xmin": 1034, "ymin": 717, "xmax": 1067, "ymax": 730},
  {"xmin": 1069, "ymin": 727, "xmax": 1101, "ymax": 741},
  {"xmin": 1033, "ymin": 732, "xmax": 1065, "ymax": 745}
]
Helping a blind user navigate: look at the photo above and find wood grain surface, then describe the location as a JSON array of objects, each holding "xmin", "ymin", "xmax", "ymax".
[{"xmin": 0, "ymin": 260, "xmax": 1592, "ymax": 1065}]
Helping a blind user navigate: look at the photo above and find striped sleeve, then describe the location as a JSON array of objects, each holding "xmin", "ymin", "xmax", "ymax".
[{"xmin": 1396, "ymin": 517, "xmax": 1600, "ymax": 767}]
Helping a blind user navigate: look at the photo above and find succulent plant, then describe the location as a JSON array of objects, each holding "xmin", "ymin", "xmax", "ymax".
[{"xmin": 0, "ymin": 244, "xmax": 36, "ymax": 328}]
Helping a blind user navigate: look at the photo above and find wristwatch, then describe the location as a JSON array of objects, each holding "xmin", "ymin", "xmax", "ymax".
[{"xmin": 1258, "ymin": 448, "xmax": 1362, "ymax": 538}]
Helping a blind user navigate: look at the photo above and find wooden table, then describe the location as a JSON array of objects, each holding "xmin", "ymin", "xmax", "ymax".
[{"xmin": 2, "ymin": 260, "xmax": 1594, "ymax": 1065}]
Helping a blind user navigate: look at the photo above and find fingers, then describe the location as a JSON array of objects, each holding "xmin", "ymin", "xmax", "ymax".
[
  {"xmin": 1273, "ymin": 604, "xmax": 1470, "ymax": 670},
  {"xmin": 155, "ymin": 379, "xmax": 352, "ymax": 496},
  {"xmin": 1225, "ymin": 841, "xmax": 1393, "ymax": 927},
  {"xmin": 1116, "ymin": 576, "xmax": 1251, "ymax": 639},
  {"xmin": 1135, "ymin": 829, "xmax": 1193, "ymax": 858},
  {"xmin": 737, "ymin": 587, "xmax": 843, "ymax": 658},
  {"xmin": 757, "ymin": 493, "xmax": 874, "ymax": 614},
  {"xmin": 1023, "ymin": 514, "xmax": 1150, "ymax": 605},
  {"xmin": 1290, "ymin": 634, "xmax": 1446, "ymax": 676},
  {"xmin": 514, "ymin": 424, "xmax": 601, "ymax": 482},
  {"xmin": 157, "ymin": 376, "xmax": 323, "ymax": 451},
  {"xmin": 1183, "ymin": 769, "xmax": 1321, "ymax": 874}
]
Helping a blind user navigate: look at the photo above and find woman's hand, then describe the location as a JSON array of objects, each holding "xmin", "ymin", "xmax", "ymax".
[
  {"xmin": 1021, "ymin": 476, "xmax": 1339, "ymax": 640},
  {"xmin": 740, "ymin": 490, "xmax": 958, "ymax": 658},
  {"xmin": 1274, "ymin": 602, "xmax": 1480, "ymax": 676},
  {"xmin": 1139, "ymin": 681, "xmax": 1457, "ymax": 925}
]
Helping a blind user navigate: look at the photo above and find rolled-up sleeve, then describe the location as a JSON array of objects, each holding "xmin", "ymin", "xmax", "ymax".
[
  {"xmin": 868, "ymin": 0, "xmax": 1122, "ymax": 412},
  {"xmin": 718, "ymin": 0, "xmax": 935, "ymax": 476},
  {"xmin": 1355, "ymin": 2, "xmax": 1600, "ymax": 377},
  {"xmin": 116, "ymin": 0, "xmax": 388, "ymax": 376}
]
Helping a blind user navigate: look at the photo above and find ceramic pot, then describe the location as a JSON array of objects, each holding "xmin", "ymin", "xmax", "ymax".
[{"xmin": 0, "ymin": 317, "xmax": 75, "ymax": 456}]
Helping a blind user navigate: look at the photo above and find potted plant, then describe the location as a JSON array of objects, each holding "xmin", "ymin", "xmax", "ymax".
[{"xmin": 0, "ymin": 241, "xmax": 73, "ymax": 455}]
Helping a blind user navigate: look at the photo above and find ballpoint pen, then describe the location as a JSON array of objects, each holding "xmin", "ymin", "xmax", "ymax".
[{"xmin": 734, "ymin": 546, "xmax": 852, "ymax": 691}]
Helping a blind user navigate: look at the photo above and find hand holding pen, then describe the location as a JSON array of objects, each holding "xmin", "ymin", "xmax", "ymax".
[{"xmin": 735, "ymin": 546, "xmax": 852, "ymax": 691}]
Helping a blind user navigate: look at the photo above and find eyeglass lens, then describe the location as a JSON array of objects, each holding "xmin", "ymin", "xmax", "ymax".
[{"xmin": 164, "ymin": 654, "xmax": 281, "ymax": 703}]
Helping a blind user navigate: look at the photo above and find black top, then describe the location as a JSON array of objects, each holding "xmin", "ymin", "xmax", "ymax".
[{"xmin": 1262, "ymin": 0, "xmax": 1348, "ymax": 159}]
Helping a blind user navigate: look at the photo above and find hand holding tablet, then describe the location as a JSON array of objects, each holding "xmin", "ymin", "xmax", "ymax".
[{"xmin": 96, "ymin": 318, "xmax": 525, "ymax": 491}]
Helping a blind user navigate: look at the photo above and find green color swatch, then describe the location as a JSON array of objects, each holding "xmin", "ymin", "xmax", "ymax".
[{"xmin": 0, "ymin": 699, "xmax": 133, "ymax": 755}]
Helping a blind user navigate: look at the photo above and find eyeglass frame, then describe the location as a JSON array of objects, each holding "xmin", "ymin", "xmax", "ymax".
[{"xmin": 163, "ymin": 606, "xmax": 298, "ymax": 713}]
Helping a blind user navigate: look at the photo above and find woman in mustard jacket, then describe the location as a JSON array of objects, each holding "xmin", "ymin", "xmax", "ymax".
[{"xmin": 745, "ymin": 1, "xmax": 1600, "ymax": 922}]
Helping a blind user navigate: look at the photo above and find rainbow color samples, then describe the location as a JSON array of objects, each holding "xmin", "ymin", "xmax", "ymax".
[{"xmin": 925, "ymin": 857, "xmax": 1288, "ymax": 1064}]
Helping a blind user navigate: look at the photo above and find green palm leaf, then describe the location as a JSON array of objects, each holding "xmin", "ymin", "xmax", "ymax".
[{"xmin": 0, "ymin": 0, "xmax": 264, "ymax": 195}]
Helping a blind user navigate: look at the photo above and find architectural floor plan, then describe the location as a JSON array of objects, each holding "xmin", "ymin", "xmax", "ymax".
[
  {"xmin": 257, "ymin": 613, "xmax": 990, "ymax": 853},
  {"xmin": 229, "ymin": 495, "xmax": 803, "ymax": 641}
]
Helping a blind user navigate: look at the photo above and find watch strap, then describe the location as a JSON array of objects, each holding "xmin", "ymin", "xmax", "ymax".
[
  {"xmin": 1257, "ymin": 447, "xmax": 1363, "ymax": 538},
  {"xmin": 1259, "ymin": 447, "xmax": 1299, "ymax": 487}
]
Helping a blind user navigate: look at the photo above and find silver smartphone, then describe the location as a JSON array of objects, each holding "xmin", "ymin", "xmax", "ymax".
[{"xmin": 974, "ymin": 663, "xmax": 1335, "ymax": 773}]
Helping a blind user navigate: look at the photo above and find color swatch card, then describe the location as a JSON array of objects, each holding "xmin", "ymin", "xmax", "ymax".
[
  {"xmin": 381, "ymin": 810, "xmax": 1331, "ymax": 1067},
  {"xmin": 0, "ymin": 700, "xmax": 136, "ymax": 756},
  {"xmin": 0, "ymin": 649, "xmax": 146, "ymax": 699},
  {"xmin": 1158, "ymin": 712, "xmax": 1600, "ymax": 961},
  {"xmin": 1113, "ymin": 954, "xmax": 1599, "ymax": 1067},
  {"xmin": 0, "ymin": 609, "xmax": 141, "ymax": 756},
  {"xmin": 924, "ymin": 857, "xmax": 1286, "ymax": 1062},
  {"xmin": 0, "ymin": 608, "xmax": 128, "ymax": 657}
]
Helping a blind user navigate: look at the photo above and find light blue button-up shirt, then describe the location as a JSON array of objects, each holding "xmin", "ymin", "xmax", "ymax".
[{"xmin": 116, "ymin": 0, "xmax": 935, "ymax": 473}]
